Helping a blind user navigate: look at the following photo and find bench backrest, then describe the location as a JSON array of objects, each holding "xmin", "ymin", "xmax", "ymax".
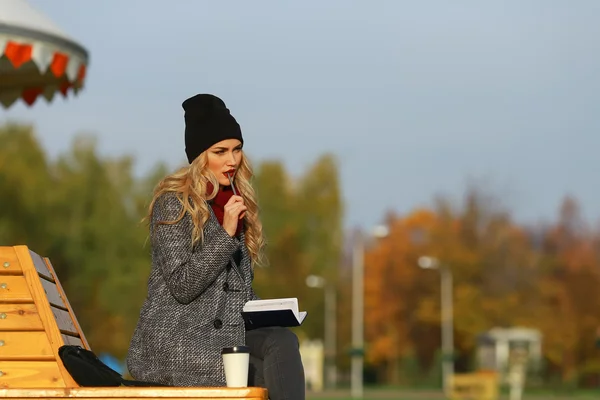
[
  {"xmin": 0, "ymin": 245, "xmax": 88, "ymax": 388},
  {"xmin": 0, "ymin": 245, "xmax": 269, "ymax": 399}
]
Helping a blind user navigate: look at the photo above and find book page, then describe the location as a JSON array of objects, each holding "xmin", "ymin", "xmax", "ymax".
[
  {"xmin": 244, "ymin": 298, "xmax": 298, "ymax": 311},
  {"xmin": 298, "ymin": 311, "xmax": 307, "ymax": 324},
  {"xmin": 243, "ymin": 298, "xmax": 300, "ymax": 319}
]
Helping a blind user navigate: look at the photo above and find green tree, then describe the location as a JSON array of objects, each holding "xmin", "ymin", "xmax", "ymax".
[
  {"xmin": 0, "ymin": 123, "xmax": 53, "ymax": 250},
  {"xmin": 0, "ymin": 123, "xmax": 346, "ymax": 364},
  {"xmin": 295, "ymin": 154, "xmax": 343, "ymax": 340}
]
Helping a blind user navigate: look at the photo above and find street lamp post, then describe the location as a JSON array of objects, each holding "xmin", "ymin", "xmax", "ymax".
[
  {"xmin": 306, "ymin": 275, "xmax": 337, "ymax": 390},
  {"xmin": 418, "ymin": 256, "xmax": 454, "ymax": 396},
  {"xmin": 351, "ymin": 225, "xmax": 389, "ymax": 398},
  {"xmin": 324, "ymin": 284, "xmax": 336, "ymax": 388},
  {"xmin": 350, "ymin": 231, "xmax": 364, "ymax": 398}
]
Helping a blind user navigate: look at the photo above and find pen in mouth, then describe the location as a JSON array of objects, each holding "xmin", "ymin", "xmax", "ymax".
[{"xmin": 226, "ymin": 172, "xmax": 238, "ymax": 196}]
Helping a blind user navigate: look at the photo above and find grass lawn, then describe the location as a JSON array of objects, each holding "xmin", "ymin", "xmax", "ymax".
[
  {"xmin": 306, "ymin": 388, "xmax": 444, "ymax": 399},
  {"xmin": 305, "ymin": 387, "xmax": 599, "ymax": 400}
]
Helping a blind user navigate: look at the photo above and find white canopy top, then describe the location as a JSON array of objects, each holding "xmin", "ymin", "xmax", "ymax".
[{"xmin": 0, "ymin": 0, "xmax": 73, "ymax": 41}]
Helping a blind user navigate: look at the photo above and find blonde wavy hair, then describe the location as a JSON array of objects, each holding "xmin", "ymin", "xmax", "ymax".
[{"xmin": 145, "ymin": 151, "xmax": 266, "ymax": 267}]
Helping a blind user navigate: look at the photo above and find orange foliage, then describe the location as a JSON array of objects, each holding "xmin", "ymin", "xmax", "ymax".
[{"xmin": 362, "ymin": 192, "xmax": 600, "ymax": 386}]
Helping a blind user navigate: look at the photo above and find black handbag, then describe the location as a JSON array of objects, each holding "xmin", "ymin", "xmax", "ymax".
[{"xmin": 58, "ymin": 345, "xmax": 168, "ymax": 387}]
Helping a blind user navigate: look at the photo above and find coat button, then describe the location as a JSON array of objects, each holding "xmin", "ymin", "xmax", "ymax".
[
  {"xmin": 223, "ymin": 282, "xmax": 229, "ymax": 292},
  {"xmin": 213, "ymin": 319, "xmax": 223, "ymax": 329}
]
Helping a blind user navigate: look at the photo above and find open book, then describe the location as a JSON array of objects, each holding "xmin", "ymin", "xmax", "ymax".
[{"xmin": 241, "ymin": 298, "xmax": 307, "ymax": 330}]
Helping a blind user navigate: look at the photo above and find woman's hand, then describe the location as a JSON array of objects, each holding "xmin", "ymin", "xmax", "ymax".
[{"xmin": 223, "ymin": 195, "xmax": 247, "ymax": 236}]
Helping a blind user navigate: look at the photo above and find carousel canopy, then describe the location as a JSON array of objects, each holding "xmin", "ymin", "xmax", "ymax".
[{"xmin": 0, "ymin": 0, "xmax": 89, "ymax": 108}]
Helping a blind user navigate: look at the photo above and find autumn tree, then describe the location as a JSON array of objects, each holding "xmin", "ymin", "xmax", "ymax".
[
  {"xmin": 533, "ymin": 197, "xmax": 600, "ymax": 385},
  {"xmin": 362, "ymin": 186, "xmax": 600, "ymax": 388}
]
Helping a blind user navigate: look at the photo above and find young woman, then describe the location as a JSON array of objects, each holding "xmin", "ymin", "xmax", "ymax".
[{"xmin": 126, "ymin": 94, "xmax": 305, "ymax": 399}]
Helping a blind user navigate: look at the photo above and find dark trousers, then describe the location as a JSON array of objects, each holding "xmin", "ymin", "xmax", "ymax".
[{"xmin": 245, "ymin": 327, "xmax": 305, "ymax": 400}]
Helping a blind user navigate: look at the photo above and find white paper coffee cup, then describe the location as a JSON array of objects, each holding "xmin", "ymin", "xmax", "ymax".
[{"xmin": 221, "ymin": 345, "xmax": 250, "ymax": 387}]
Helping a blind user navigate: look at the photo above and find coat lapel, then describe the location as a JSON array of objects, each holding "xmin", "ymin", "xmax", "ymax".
[
  {"xmin": 206, "ymin": 206, "xmax": 245, "ymax": 282},
  {"xmin": 230, "ymin": 232, "xmax": 246, "ymax": 282}
]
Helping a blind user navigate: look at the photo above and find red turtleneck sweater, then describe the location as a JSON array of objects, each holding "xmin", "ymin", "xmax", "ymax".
[{"xmin": 208, "ymin": 183, "xmax": 244, "ymax": 236}]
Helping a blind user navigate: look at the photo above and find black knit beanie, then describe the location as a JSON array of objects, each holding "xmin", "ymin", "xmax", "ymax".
[{"xmin": 182, "ymin": 94, "xmax": 243, "ymax": 164}]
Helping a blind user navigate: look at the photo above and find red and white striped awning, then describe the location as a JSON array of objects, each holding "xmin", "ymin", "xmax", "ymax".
[{"xmin": 0, "ymin": 0, "xmax": 89, "ymax": 108}]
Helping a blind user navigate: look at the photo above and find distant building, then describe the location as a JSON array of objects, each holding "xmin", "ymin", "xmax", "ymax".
[
  {"xmin": 300, "ymin": 340, "xmax": 324, "ymax": 392},
  {"xmin": 476, "ymin": 327, "xmax": 542, "ymax": 379}
]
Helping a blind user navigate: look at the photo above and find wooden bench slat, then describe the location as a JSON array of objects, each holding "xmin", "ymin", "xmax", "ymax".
[
  {"xmin": 0, "ymin": 332, "xmax": 54, "ymax": 361},
  {"xmin": 60, "ymin": 335, "xmax": 83, "ymax": 347},
  {"xmin": 28, "ymin": 252, "xmax": 54, "ymax": 283},
  {"xmin": 40, "ymin": 280, "xmax": 67, "ymax": 310},
  {"xmin": 0, "ymin": 305, "xmax": 43, "ymax": 331},
  {"xmin": 0, "ymin": 361, "xmax": 65, "ymax": 388},
  {"xmin": 0, "ymin": 249, "xmax": 22, "ymax": 276},
  {"xmin": 0, "ymin": 387, "xmax": 267, "ymax": 399},
  {"xmin": 50, "ymin": 307, "xmax": 79, "ymax": 337},
  {"xmin": 0, "ymin": 396, "xmax": 266, "ymax": 400},
  {"xmin": 0, "ymin": 277, "xmax": 33, "ymax": 303}
]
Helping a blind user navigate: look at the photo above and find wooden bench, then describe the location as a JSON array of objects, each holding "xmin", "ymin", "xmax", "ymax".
[
  {"xmin": 0, "ymin": 245, "xmax": 267, "ymax": 400},
  {"xmin": 449, "ymin": 371, "xmax": 499, "ymax": 400}
]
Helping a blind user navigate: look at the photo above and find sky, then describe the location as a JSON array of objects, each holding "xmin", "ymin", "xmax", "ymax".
[{"xmin": 3, "ymin": 0, "xmax": 600, "ymax": 231}]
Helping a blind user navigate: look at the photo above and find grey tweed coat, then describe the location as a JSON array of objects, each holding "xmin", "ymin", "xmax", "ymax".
[{"xmin": 126, "ymin": 191, "xmax": 259, "ymax": 387}]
